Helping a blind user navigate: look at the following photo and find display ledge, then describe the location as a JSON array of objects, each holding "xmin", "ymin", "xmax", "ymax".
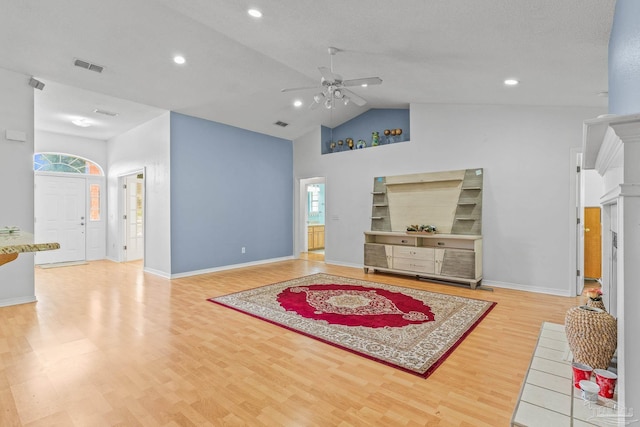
[
  {"xmin": 322, "ymin": 140, "xmax": 411, "ymax": 155},
  {"xmin": 364, "ymin": 231, "xmax": 481, "ymax": 240}
]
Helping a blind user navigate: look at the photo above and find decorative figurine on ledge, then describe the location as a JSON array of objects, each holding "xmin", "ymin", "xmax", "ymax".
[{"xmin": 371, "ymin": 131, "xmax": 380, "ymax": 146}]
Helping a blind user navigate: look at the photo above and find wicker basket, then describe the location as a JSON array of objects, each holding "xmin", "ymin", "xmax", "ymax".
[{"xmin": 565, "ymin": 305, "xmax": 617, "ymax": 370}]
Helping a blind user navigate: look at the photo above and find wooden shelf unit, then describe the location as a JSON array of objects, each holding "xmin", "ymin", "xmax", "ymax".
[{"xmin": 366, "ymin": 168, "xmax": 483, "ymax": 288}]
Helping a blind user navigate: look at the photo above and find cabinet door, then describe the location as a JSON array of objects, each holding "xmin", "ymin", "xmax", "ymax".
[
  {"xmin": 314, "ymin": 226, "xmax": 325, "ymax": 249},
  {"xmin": 434, "ymin": 248, "xmax": 445, "ymax": 275},
  {"xmin": 364, "ymin": 244, "xmax": 392, "ymax": 268},
  {"xmin": 308, "ymin": 227, "xmax": 314, "ymax": 250},
  {"xmin": 439, "ymin": 249, "xmax": 475, "ymax": 279}
]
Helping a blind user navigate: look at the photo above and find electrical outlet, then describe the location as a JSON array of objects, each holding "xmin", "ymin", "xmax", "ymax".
[{"xmin": 241, "ymin": 247, "xmax": 246, "ymax": 254}]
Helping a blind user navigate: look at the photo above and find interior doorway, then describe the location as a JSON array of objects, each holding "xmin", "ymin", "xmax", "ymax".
[
  {"xmin": 121, "ymin": 171, "xmax": 145, "ymax": 262},
  {"xmin": 299, "ymin": 177, "xmax": 325, "ymax": 262}
]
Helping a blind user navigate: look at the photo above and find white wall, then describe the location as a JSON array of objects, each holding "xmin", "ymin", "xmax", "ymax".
[
  {"xmin": 294, "ymin": 103, "xmax": 605, "ymax": 295},
  {"xmin": 583, "ymin": 169, "xmax": 605, "ymax": 207},
  {"xmin": 0, "ymin": 68, "xmax": 37, "ymax": 306},
  {"xmin": 35, "ymin": 130, "xmax": 108, "ymax": 171},
  {"xmin": 107, "ymin": 112, "xmax": 171, "ymax": 276}
]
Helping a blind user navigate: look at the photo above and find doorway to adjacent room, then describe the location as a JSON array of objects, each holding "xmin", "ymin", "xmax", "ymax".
[
  {"xmin": 121, "ymin": 171, "xmax": 145, "ymax": 262},
  {"xmin": 299, "ymin": 177, "xmax": 325, "ymax": 262}
]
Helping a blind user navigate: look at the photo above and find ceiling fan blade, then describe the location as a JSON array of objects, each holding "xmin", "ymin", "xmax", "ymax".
[
  {"xmin": 281, "ymin": 85, "xmax": 320, "ymax": 93},
  {"xmin": 318, "ymin": 66, "xmax": 340, "ymax": 82},
  {"xmin": 342, "ymin": 89, "xmax": 367, "ymax": 106},
  {"xmin": 342, "ymin": 77, "xmax": 382, "ymax": 87}
]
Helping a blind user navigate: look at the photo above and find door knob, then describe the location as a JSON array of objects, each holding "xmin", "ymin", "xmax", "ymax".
[{"xmin": 585, "ymin": 228, "xmax": 590, "ymax": 232}]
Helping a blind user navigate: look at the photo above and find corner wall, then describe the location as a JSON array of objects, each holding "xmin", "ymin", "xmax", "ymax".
[
  {"xmin": 294, "ymin": 103, "xmax": 604, "ymax": 295},
  {"xmin": 0, "ymin": 68, "xmax": 36, "ymax": 305},
  {"xmin": 107, "ymin": 112, "xmax": 171, "ymax": 276}
]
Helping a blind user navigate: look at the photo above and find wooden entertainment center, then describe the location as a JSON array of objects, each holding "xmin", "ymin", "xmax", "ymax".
[{"xmin": 364, "ymin": 168, "xmax": 484, "ymax": 288}]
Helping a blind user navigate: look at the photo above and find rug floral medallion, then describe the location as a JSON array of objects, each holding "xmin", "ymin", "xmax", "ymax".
[{"xmin": 209, "ymin": 273, "xmax": 496, "ymax": 377}]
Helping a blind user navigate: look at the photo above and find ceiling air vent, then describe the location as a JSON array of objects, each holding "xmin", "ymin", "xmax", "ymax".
[
  {"xmin": 274, "ymin": 121, "xmax": 289, "ymax": 127},
  {"xmin": 74, "ymin": 58, "xmax": 104, "ymax": 73},
  {"xmin": 93, "ymin": 109, "xmax": 119, "ymax": 117}
]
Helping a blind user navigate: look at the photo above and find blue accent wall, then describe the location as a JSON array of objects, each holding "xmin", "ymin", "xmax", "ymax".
[
  {"xmin": 322, "ymin": 108, "xmax": 410, "ymax": 154},
  {"xmin": 608, "ymin": 0, "xmax": 640, "ymax": 114},
  {"xmin": 170, "ymin": 112, "xmax": 293, "ymax": 274}
]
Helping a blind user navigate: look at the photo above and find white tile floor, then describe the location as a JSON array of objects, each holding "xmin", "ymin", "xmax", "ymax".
[{"xmin": 511, "ymin": 322, "xmax": 622, "ymax": 427}]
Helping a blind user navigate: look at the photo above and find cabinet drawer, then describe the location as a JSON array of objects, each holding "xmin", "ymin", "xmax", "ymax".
[
  {"xmin": 372, "ymin": 235, "xmax": 416, "ymax": 246},
  {"xmin": 420, "ymin": 238, "xmax": 475, "ymax": 250},
  {"xmin": 393, "ymin": 257, "xmax": 435, "ymax": 274},
  {"xmin": 394, "ymin": 246, "xmax": 434, "ymax": 259}
]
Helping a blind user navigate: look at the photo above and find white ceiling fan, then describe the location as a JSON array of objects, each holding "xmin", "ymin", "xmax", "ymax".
[{"xmin": 281, "ymin": 47, "xmax": 382, "ymax": 109}]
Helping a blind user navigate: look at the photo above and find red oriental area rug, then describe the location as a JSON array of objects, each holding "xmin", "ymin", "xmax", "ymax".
[{"xmin": 209, "ymin": 273, "xmax": 496, "ymax": 378}]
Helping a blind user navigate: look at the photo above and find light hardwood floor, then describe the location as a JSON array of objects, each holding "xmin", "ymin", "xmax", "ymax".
[{"xmin": 0, "ymin": 259, "xmax": 583, "ymax": 426}]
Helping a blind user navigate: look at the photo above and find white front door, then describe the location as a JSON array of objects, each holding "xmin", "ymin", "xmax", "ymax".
[
  {"xmin": 34, "ymin": 175, "xmax": 86, "ymax": 264},
  {"xmin": 124, "ymin": 174, "xmax": 144, "ymax": 261}
]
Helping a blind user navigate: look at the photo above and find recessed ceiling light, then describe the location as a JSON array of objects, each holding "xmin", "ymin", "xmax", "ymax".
[
  {"xmin": 72, "ymin": 118, "xmax": 92, "ymax": 127},
  {"xmin": 361, "ymin": 83, "xmax": 368, "ymax": 88},
  {"xmin": 173, "ymin": 55, "xmax": 186, "ymax": 65},
  {"xmin": 504, "ymin": 79, "xmax": 519, "ymax": 86},
  {"xmin": 293, "ymin": 100, "xmax": 303, "ymax": 107},
  {"xmin": 248, "ymin": 9, "xmax": 262, "ymax": 18}
]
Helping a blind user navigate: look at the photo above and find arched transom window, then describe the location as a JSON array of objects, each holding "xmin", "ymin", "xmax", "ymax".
[{"xmin": 34, "ymin": 153, "xmax": 104, "ymax": 176}]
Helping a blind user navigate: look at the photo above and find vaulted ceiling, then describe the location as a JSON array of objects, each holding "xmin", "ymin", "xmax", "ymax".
[{"xmin": 0, "ymin": 0, "xmax": 615, "ymax": 141}]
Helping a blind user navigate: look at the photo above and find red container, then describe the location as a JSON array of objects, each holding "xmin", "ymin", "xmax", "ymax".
[
  {"xmin": 572, "ymin": 362, "xmax": 593, "ymax": 388},
  {"xmin": 594, "ymin": 368, "xmax": 617, "ymax": 398}
]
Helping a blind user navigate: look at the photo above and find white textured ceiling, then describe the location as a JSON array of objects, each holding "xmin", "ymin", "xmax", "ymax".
[{"xmin": 0, "ymin": 0, "xmax": 615, "ymax": 141}]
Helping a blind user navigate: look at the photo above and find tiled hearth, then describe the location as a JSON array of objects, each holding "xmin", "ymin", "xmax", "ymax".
[{"xmin": 511, "ymin": 322, "xmax": 622, "ymax": 426}]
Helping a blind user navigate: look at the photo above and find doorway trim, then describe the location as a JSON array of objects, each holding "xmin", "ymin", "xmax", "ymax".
[
  {"xmin": 298, "ymin": 176, "xmax": 326, "ymax": 259},
  {"xmin": 570, "ymin": 147, "xmax": 584, "ymax": 296},
  {"xmin": 118, "ymin": 168, "xmax": 146, "ymax": 263}
]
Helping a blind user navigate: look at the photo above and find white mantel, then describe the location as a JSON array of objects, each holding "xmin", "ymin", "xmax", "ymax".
[{"xmin": 583, "ymin": 113, "xmax": 640, "ymax": 418}]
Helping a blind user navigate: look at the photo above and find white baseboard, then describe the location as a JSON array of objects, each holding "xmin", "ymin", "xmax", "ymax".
[
  {"xmin": 323, "ymin": 259, "xmax": 363, "ymax": 270},
  {"xmin": 0, "ymin": 296, "xmax": 37, "ymax": 307},
  {"xmin": 144, "ymin": 267, "xmax": 171, "ymax": 279},
  {"xmin": 483, "ymin": 279, "xmax": 574, "ymax": 297},
  {"xmin": 170, "ymin": 256, "xmax": 295, "ymax": 279}
]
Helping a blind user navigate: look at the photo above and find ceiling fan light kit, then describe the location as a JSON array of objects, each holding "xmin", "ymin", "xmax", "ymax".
[{"xmin": 282, "ymin": 47, "xmax": 382, "ymax": 110}]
